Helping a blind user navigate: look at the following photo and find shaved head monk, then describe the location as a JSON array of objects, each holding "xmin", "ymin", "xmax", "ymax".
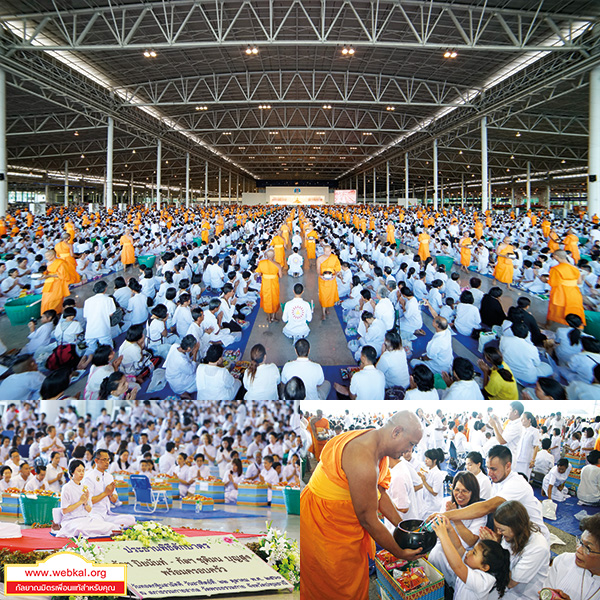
[{"xmin": 300, "ymin": 411, "xmax": 424, "ymax": 600}]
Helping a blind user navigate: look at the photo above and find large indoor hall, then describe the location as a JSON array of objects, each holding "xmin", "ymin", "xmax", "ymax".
[{"xmin": 0, "ymin": 0, "xmax": 597, "ymax": 402}]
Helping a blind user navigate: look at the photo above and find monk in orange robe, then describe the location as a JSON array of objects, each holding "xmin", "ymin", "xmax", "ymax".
[
  {"xmin": 547, "ymin": 250, "xmax": 585, "ymax": 326},
  {"xmin": 215, "ymin": 214, "xmax": 224, "ymax": 236},
  {"xmin": 65, "ymin": 221, "xmax": 75, "ymax": 243},
  {"xmin": 120, "ymin": 231, "xmax": 135, "ymax": 268},
  {"xmin": 308, "ymin": 410, "xmax": 330, "ymax": 461},
  {"xmin": 417, "ymin": 229, "xmax": 430, "ymax": 262},
  {"xmin": 493, "ymin": 237, "xmax": 516, "ymax": 290},
  {"xmin": 474, "ymin": 220, "xmax": 483, "ymax": 240},
  {"xmin": 563, "ymin": 229, "xmax": 580, "ymax": 263},
  {"xmin": 306, "ymin": 229, "xmax": 318, "ymax": 265},
  {"xmin": 542, "ymin": 219, "xmax": 551, "ymax": 238},
  {"xmin": 300, "ymin": 412, "xmax": 423, "ymax": 600},
  {"xmin": 55, "ymin": 233, "xmax": 81, "ymax": 284},
  {"xmin": 548, "ymin": 230, "xmax": 560, "ymax": 253},
  {"xmin": 256, "ymin": 250, "xmax": 282, "ymax": 323},
  {"xmin": 386, "ymin": 221, "xmax": 396, "ymax": 245},
  {"xmin": 316, "ymin": 245, "xmax": 341, "ymax": 320},
  {"xmin": 41, "ymin": 250, "xmax": 70, "ymax": 314},
  {"xmin": 26, "ymin": 212, "xmax": 33, "ymax": 228},
  {"xmin": 459, "ymin": 234, "xmax": 472, "ymax": 272},
  {"xmin": 270, "ymin": 233, "xmax": 286, "ymax": 268},
  {"xmin": 201, "ymin": 219, "xmax": 210, "ymax": 244}
]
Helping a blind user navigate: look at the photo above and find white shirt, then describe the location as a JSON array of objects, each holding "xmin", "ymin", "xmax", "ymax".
[
  {"xmin": 361, "ymin": 318, "xmax": 387, "ymax": 356},
  {"xmin": 545, "ymin": 552, "xmax": 600, "ymax": 600},
  {"xmin": 281, "ymin": 358, "xmax": 325, "ymax": 400},
  {"xmin": 158, "ymin": 452, "xmax": 177, "ymax": 474},
  {"xmin": 376, "ymin": 349, "xmax": 410, "ymax": 389},
  {"xmin": 499, "ymin": 335, "xmax": 544, "ymax": 384},
  {"xmin": 454, "ymin": 303, "xmax": 481, "ymax": 336},
  {"xmin": 501, "ymin": 418, "xmax": 524, "ymax": 457},
  {"xmin": 83, "ymin": 293, "xmax": 116, "ymax": 340},
  {"xmin": 475, "ymin": 470, "xmax": 493, "ymax": 500},
  {"xmin": 578, "ymin": 464, "xmax": 600, "ymax": 504},
  {"xmin": 374, "ymin": 297, "xmax": 395, "ymax": 331},
  {"xmin": 243, "ymin": 364, "xmax": 281, "ymax": 401},
  {"xmin": 425, "ymin": 328, "xmax": 454, "ymax": 374},
  {"xmin": 0, "ymin": 371, "xmax": 45, "ymax": 401},
  {"xmin": 533, "ymin": 450, "xmax": 554, "ymax": 475},
  {"xmin": 514, "ymin": 426, "xmax": 540, "ymax": 474},
  {"xmin": 442, "ymin": 379, "xmax": 483, "ymax": 400},
  {"xmin": 164, "ymin": 345, "xmax": 196, "ymax": 395},
  {"xmin": 492, "ymin": 471, "xmax": 549, "ymax": 539},
  {"xmin": 453, "ymin": 566, "xmax": 496, "ymax": 600},
  {"xmin": 350, "ymin": 365, "xmax": 385, "ymax": 400},
  {"xmin": 282, "ymin": 298, "xmax": 312, "ymax": 337},
  {"xmin": 82, "ymin": 467, "xmax": 116, "ymax": 516},
  {"xmin": 502, "ymin": 530, "xmax": 549, "ymax": 600},
  {"xmin": 196, "ymin": 364, "xmax": 239, "ymax": 401}
]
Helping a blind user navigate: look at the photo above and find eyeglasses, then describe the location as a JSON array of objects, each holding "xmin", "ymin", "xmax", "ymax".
[{"xmin": 576, "ymin": 536, "xmax": 600, "ymax": 555}]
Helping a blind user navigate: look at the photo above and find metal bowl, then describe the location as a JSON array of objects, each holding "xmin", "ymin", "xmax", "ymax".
[{"xmin": 393, "ymin": 519, "xmax": 437, "ymax": 553}]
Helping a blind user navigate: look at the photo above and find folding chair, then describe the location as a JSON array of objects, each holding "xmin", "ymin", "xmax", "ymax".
[{"xmin": 130, "ymin": 475, "xmax": 169, "ymax": 513}]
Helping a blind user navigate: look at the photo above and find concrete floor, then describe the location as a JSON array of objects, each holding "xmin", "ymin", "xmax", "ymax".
[{"xmin": 0, "ymin": 502, "xmax": 300, "ymax": 600}]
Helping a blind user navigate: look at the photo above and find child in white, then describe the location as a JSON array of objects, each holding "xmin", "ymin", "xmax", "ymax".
[
  {"xmin": 542, "ymin": 459, "xmax": 572, "ymax": 502},
  {"xmin": 431, "ymin": 516, "xmax": 511, "ymax": 600}
]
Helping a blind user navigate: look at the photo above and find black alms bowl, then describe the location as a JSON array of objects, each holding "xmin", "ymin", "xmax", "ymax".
[{"xmin": 393, "ymin": 519, "xmax": 437, "ymax": 553}]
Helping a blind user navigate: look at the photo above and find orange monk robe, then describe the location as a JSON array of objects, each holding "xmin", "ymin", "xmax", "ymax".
[
  {"xmin": 119, "ymin": 235, "xmax": 135, "ymax": 266},
  {"xmin": 26, "ymin": 213, "xmax": 33, "ymax": 228},
  {"xmin": 201, "ymin": 219, "xmax": 210, "ymax": 244},
  {"xmin": 270, "ymin": 235, "xmax": 286, "ymax": 267},
  {"xmin": 281, "ymin": 225, "xmax": 290, "ymax": 247},
  {"xmin": 542, "ymin": 220, "xmax": 551, "ymax": 238},
  {"xmin": 369, "ymin": 218, "xmax": 375, "ymax": 231},
  {"xmin": 359, "ymin": 218, "xmax": 367, "ymax": 233},
  {"xmin": 593, "ymin": 214, "xmax": 599, "ymax": 225},
  {"xmin": 256, "ymin": 259, "xmax": 280, "ymax": 314},
  {"xmin": 548, "ymin": 232, "xmax": 560, "ymax": 253},
  {"xmin": 300, "ymin": 430, "xmax": 391, "ymax": 600},
  {"xmin": 563, "ymin": 233, "xmax": 580, "ymax": 263},
  {"xmin": 0, "ymin": 219, "xmax": 6, "ymax": 236},
  {"xmin": 54, "ymin": 241, "xmax": 81, "ymax": 284},
  {"xmin": 460, "ymin": 237, "xmax": 472, "ymax": 268},
  {"xmin": 215, "ymin": 216, "xmax": 224, "ymax": 236},
  {"xmin": 41, "ymin": 259, "xmax": 70, "ymax": 314},
  {"xmin": 486, "ymin": 215, "xmax": 492, "ymax": 227},
  {"xmin": 318, "ymin": 254, "xmax": 342, "ymax": 308},
  {"xmin": 547, "ymin": 262, "xmax": 585, "ymax": 325},
  {"xmin": 531, "ymin": 214, "xmax": 537, "ymax": 227},
  {"xmin": 494, "ymin": 244, "xmax": 515, "ymax": 284},
  {"xmin": 308, "ymin": 417, "xmax": 330, "ymax": 461},
  {"xmin": 386, "ymin": 222, "xmax": 396, "ymax": 245},
  {"xmin": 474, "ymin": 221, "xmax": 483, "ymax": 240},
  {"xmin": 417, "ymin": 232, "xmax": 430, "ymax": 262},
  {"xmin": 306, "ymin": 231, "xmax": 318, "ymax": 260}
]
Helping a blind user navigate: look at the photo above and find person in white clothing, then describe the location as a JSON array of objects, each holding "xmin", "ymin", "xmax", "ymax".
[
  {"xmin": 282, "ymin": 283, "xmax": 312, "ymax": 341},
  {"xmin": 479, "ymin": 500, "xmax": 550, "ymax": 600},
  {"xmin": 465, "ymin": 452, "xmax": 493, "ymax": 500},
  {"xmin": 440, "ymin": 445, "xmax": 549, "ymax": 541},
  {"xmin": 411, "ymin": 310, "xmax": 453, "ymax": 375},
  {"xmin": 418, "ymin": 448, "xmax": 446, "ymax": 515},
  {"xmin": 46, "ymin": 451, "xmax": 65, "ymax": 494},
  {"xmin": 164, "ymin": 335, "xmax": 198, "ymax": 396},
  {"xmin": 203, "ymin": 298, "xmax": 237, "ymax": 347},
  {"xmin": 397, "ymin": 287, "xmax": 424, "ymax": 343},
  {"xmin": 376, "ymin": 330, "xmax": 410, "ymax": 390},
  {"xmin": 442, "ymin": 357, "xmax": 484, "ymax": 400},
  {"xmin": 57, "ymin": 460, "xmax": 115, "ymax": 539},
  {"xmin": 532, "ymin": 439, "xmax": 555, "ymax": 476},
  {"xmin": 287, "ymin": 247, "xmax": 304, "ymax": 277},
  {"xmin": 577, "ymin": 451, "xmax": 600, "ymax": 506},
  {"xmin": 429, "ymin": 471, "xmax": 488, "ymax": 589},
  {"xmin": 10, "ymin": 462, "xmax": 33, "ymax": 491},
  {"xmin": 373, "ymin": 287, "xmax": 396, "ymax": 331},
  {"xmin": 196, "ymin": 344, "xmax": 241, "ymax": 401},
  {"xmin": 259, "ymin": 455, "xmax": 280, "ymax": 502},
  {"xmin": 334, "ymin": 345, "xmax": 385, "ymax": 400},
  {"xmin": 511, "ymin": 411, "xmax": 539, "ymax": 480},
  {"xmin": 281, "ymin": 338, "xmax": 330, "ymax": 400},
  {"xmin": 224, "ymin": 458, "xmax": 244, "ymax": 503},
  {"xmin": 24, "ymin": 465, "xmax": 48, "ymax": 492},
  {"xmin": 83, "ymin": 281, "xmax": 116, "ymax": 353},
  {"xmin": 542, "ymin": 512, "xmax": 600, "ymax": 600},
  {"xmin": 82, "ymin": 450, "xmax": 136, "ymax": 530},
  {"xmin": 542, "ymin": 459, "xmax": 572, "ymax": 502},
  {"xmin": 169, "ymin": 453, "xmax": 194, "ymax": 497},
  {"xmin": 453, "ymin": 290, "xmax": 482, "ymax": 336},
  {"xmin": 243, "ymin": 344, "xmax": 281, "ymax": 401},
  {"xmin": 487, "ymin": 401, "xmax": 524, "ymax": 457},
  {"xmin": 430, "ymin": 515, "xmax": 511, "ymax": 600},
  {"xmin": 351, "ymin": 311, "xmax": 387, "ymax": 362}
]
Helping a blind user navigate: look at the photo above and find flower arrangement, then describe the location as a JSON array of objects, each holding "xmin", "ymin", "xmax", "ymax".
[
  {"xmin": 113, "ymin": 521, "xmax": 191, "ymax": 547},
  {"xmin": 247, "ymin": 522, "xmax": 299, "ymax": 590},
  {"xmin": 60, "ymin": 535, "xmax": 107, "ymax": 562}
]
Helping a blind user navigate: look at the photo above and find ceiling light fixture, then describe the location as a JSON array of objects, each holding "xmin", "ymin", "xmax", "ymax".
[
  {"xmin": 143, "ymin": 49, "xmax": 157, "ymax": 58},
  {"xmin": 195, "ymin": 105, "xmax": 208, "ymax": 111},
  {"xmin": 258, "ymin": 104, "xmax": 271, "ymax": 109},
  {"xmin": 443, "ymin": 49, "xmax": 458, "ymax": 59},
  {"xmin": 362, "ymin": 132, "xmax": 372, "ymax": 136},
  {"xmin": 341, "ymin": 45, "xmax": 355, "ymax": 55},
  {"xmin": 386, "ymin": 106, "xmax": 395, "ymax": 111},
  {"xmin": 74, "ymin": 131, "xmax": 79, "ymax": 136},
  {"xmin": 515, "ymin": 132, "xmax": 521, "ymax": 137},
  {"xmin": 323, "ymin": 104, "xmax": 332, "ymax": 109},
  {"xmin": 245, "ymin": 46, "xmax": 258, "ymax": 55},
  {"xmin": 268, "ymin": 131, "xmax": 279, "ymax": 135},
  {"xmin": 80, "ymin": 154, "xmax": 85, "ymax": 158}
]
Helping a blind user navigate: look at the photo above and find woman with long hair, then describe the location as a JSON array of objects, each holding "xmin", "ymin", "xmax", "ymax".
[
  {"xmin": 224, "ymin": 458, "xmax": 244, "ymax": 504},
  {"xmin": 429, "ymin": 471, "xmax": 487, "ymax": 589},
  {"xmin": 480, "ymin": 500, "xmax": 550, "ymax": 599},
  {"xmin": 465, "ymin": 451, "xmax": 492, "ymax": 500},
  {"xmin": 216, "ymin": 436, "xmax": 234, "ymax": 480},
  {"xmin": 418, "ymin": 448, "xmax": 446, "ymax": 515},
  {"xmin": 242, "ymin": 344, "xmax": 280, "ymax": 400}
]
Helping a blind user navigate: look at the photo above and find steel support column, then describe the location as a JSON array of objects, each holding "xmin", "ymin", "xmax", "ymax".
[
  {"xmin": 481, "ymin": 116, "xmax": 488, "ymax": 213},
  {"xmin": 433, "ymin": 139, "xmax": 438, "ymax": 211},
  {"xmin": 589, "ymin": 65, "xmax": 600, "ymax": 217},
  {"xmin": 156, "ymin": 138, "xmax": 161, "ymax": 209}
]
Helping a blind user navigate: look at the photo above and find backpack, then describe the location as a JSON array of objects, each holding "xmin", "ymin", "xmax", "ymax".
[{"xmin": 46, "ymin": 344, "xmax": 79, "ymax": 372}]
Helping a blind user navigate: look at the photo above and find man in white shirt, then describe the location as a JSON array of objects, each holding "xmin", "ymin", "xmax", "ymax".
[
  {"xmin": 334, "ymin": 345, "xmax": 386, "ymax": 400},
  {"xmin": 83, "ymin": 280, "xmax": 116, "ymax": 353},
  {"xmin": 158, "ymin": 442, "xmax": 177, "ymax": 473},
  {"xmin": 24, "ymin": 465, "xmax": 47, "ymax": 492},
  {"xmin": 281, "ymin": 339, "xmax": 330, "ymax": 400},
  {"xmin": 578, "ymin": 450, "xmax": 600, "ymax": 506},
  {"xmin": 4, "ymin": 448, "xmax": 22, "ymax": 477},
  {"xmin": 397, "ymin": 287, "xmax": 424, "ymax": 340},
  {"xmin": 40, "ymin": 426, "xmax": 66, "ymax": 461},
  {"xmin": 10, "ymin": 462, "xmax": 33, "ymax": 491},
  {"xmin": 442, "ymin": 357, "xmax": 484, "ymax": 400},
  {"xmin": 352, "ymin": 311, "xmax": 387, "ymax": 362},
  {"xmin": 410, "ymin": 315, "xmax": 453, "ymax": 375},
  {"xmin": 287, "ymin": 247, "xmax": 304, "ymax": 277},
  {"xmin": 442, "ymin": 444, "xmax": 549, "ymax": 540},
  {"xmin": 83, "ymin": 449, "xmax": 136, "ymax": 529},
  {"xmin": 196, "ymin": 344, "xmax": 242, "ymax": 401},
  {"xmin": 532, "ymin": 439, "xmax": 555, "ymax": 475},
  {"xmin": 259, "ymin": 455, "xmax": 280, "ymax": 502},
  {"xmin": 164, "ymin": 335, "xmax": 198, "ymax": 396},
  {"xmin": 245, "ymin": 451, "xmax": 263, "ymax": 481},
  {"xmin": 488, "ymin": 401, "xmax": 524, "ymax": 457},
  {"xmin": 373, "ymin": 287, "xmax": 396, "ymax": 331},
  {"xmin": 282, "ymin": 283, "xmax": 312, "ymax": 342}
]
